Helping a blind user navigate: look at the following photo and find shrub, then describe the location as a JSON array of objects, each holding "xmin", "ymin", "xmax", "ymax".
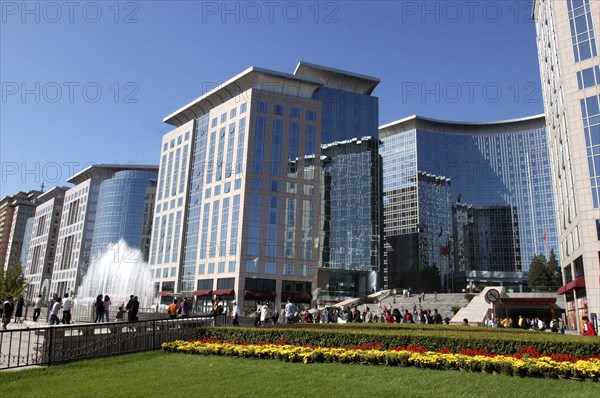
[{"xmin": 194, "ymin": 325, "xmax": 600, "ymax": 359}]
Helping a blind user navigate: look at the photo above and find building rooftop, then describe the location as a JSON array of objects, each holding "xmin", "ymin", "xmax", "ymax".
[
  {"xmin": 379, "ymin": 114, "xmax": 546, "ymax": 138},
  {"xmin": 293, "ymin": 61, "xmax": 380, "ymax": 95},
  {"xmin": 164, "ymin": 62, "xmax": 380, "ymax": 127},
  {"xmin": 67, "ymin": 164, "xmax": 159, "ymax": 185},
  {"xmin": 37, "ymin": 186, "xmax": 69, "ymax": 204}
]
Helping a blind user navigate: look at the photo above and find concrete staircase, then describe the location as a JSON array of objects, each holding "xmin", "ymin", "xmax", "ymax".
[
  {"xmin": 450, "ymin": 286, "xmax": 501, "ymax": 325},
  {"xmin": 355, "ymin": 291, "xmax": 470, "ymax": 320}
]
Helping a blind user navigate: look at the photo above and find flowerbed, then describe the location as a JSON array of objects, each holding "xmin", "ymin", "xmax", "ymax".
[
  {"xmin": 162, "ymin": 339, "xmax": 600, "ymax": 381},
  {"xmin": 194, "ymin": 326, "xmax": 600, "ymax": 358}
]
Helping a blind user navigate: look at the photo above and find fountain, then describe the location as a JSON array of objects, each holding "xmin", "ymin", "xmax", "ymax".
[{"xmin": 77, "ymin": 239, "xmax": 156, "ymax": 309}]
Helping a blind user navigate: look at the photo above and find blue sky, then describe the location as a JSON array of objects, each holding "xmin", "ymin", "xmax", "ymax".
[{"xmin": 0, "ymin": 1, "xmax": 544, "ymax": 197}]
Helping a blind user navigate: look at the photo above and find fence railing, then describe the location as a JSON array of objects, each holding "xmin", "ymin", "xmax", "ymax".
[{"xmin": 0, "ymin": 315, "xmax": 227, "ymax": 370}]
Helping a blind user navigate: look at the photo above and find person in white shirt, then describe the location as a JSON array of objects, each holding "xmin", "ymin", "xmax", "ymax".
[
  {"xmin": 61, "ymin": 293, "xmax": 73, "ymax": 324},
  {"xmin": 33, "ymin": 294, "xmax": 43, "ymax": 322},
  {"xmin": 231, "ymin": 300, "xmax": 241, "ymax": 327},
  {"xmin": 49, "ymin": 297, "xmax": 62, "ymax": 325},
  {"xmin": 260, "ymin": 303, "xmax": 273, "ymax": 326},
  {"xmin": 284, "ymin": 300, "xmax": 299, "ymax": 323}
]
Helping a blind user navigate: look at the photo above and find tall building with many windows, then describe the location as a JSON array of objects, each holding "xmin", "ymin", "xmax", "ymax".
[
  {"xmin": 89, "ymin": 170, "xmax": 158, "ymax": 258},
  {"xmin": 23, "ymin": 187, "xmax": 68, "ymax": 301},
  {"xmin": 533, "ymin": 0, "xmax": 600, "ymax": 331},
  {"xmin": 50, "ymin": 164, "xmax": 158, "ymax": 297},
  {"xmin": 150, "ymin": 62, "xmax": 381, "ymax": 312},
  {"xmin": 0, "ymin": 190, "xmax": 41, "ymax": 272},
  {"xmin": 379, "ymin": 115, "xmax": 558, "ymax": 292}
]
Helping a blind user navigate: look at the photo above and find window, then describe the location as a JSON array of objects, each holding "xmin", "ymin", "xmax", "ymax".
[
  {"xmin": 265, "ymin": 262, "xmax": 276, "ymax": 274},
  {"xmin": 306, "ymin": 110, "xmax": 316, "ymax": 120},
  {"xmin": 283, "ymin": 263, "xmax": 294, "ymax": 276},
  {"xmin": 246, "ymin": 261, "xmax": 258, "ymax": 273},
  {"xmin": 240, "ymin": 103, "xmax": 247, "ymax": 113},
  {"xmin": 220, "ymin": 113, "xmax": 227, "ymax": 123},
  {"xmin": 567, "ymin": 0, "xmax": 598, "ymax": 62},
  {"xmin": 257, "ymin": 101, "xmax": 267, "ymax": 112},
  {"xmin": 290, "ymin": 107, "xmax": 300, "ymax": 118},
  {"xmin": 217, "ymin": 277, "xmax": 234, "ymax": 289},
  {"xmin": 197, "ymin": 279, "xmax": 212, "ymax": 290},
  {"xmin": 211, "ymin": 118, "xmax": 218, "ymax": 127},
  {"xmin": 577, "ymin": 66, "xmax": 600, "ymax": 89},
  {"xmin": 273, "ymin": 104, "xmax": 283, "ymax": 115},
  {"xmin": 230, "ymin": 108, "xmax": 237, "ymax": 118}
]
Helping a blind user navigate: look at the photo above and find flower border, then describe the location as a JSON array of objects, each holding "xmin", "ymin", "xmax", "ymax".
[{"xmin": 162, "ymin": 339, "xmax": 599, "ymax": 381}]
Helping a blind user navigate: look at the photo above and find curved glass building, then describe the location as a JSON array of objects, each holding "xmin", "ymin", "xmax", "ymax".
[
  {"xmin": 379, "ymin": 115, "xmax": 558, "ymax": 292},
  {"xmin": 90, "ymin": 170, "xmax": 158, "ymax": 258}
]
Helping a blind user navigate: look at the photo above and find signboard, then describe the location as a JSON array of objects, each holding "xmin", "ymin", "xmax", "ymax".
[{"xmin": 484, "ymin": 288, "xmax": 500, "ymax": 304}]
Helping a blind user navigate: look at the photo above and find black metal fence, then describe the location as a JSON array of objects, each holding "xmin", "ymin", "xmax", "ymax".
[{"xmin": 0, "ymin": 315, "xmax": 227, "ymax": 370}]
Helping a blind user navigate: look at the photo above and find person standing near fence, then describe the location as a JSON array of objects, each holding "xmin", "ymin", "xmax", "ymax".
[
  {"xmin": 33, "ymin": 294, "xmax": 43, "ymax": 322},
  {"xmin": 167, "ymin": 299, "xmax": 179, "ymax": 319},
  {"xmin": 49, "ymin": 297, "xmax": 62, "ymax": 325},
  {"xmin": 2, "ymin": 297, "xmax": 14, "ymax": 329},
  {"xmin": 61, "ymin": 293, "xmax": 73, "ymax": 324},
  {"xmin": 14, "ymin": 297, "xmax": 24, "ymax": 323},
  {"xmin": 94, "ymin": 294, "xmax": 104, "ymax": 323},
  {"xmin": 180, "ymin": 297, "xmax": 190, "ymax": 318},
  {"xmin": 103, "ymin": 295, "xmax": 112, "ymax": 322},
  {"xmin": 131, "ymin": 296, "xmax": 140, "ymax": 321},
  {"xmin": 231, "ymin": 300, "xmax": 240, "ymax": 326},
  {"xmin": 126, "ymin": 295, "xmax": 135, "ymax": 321}
]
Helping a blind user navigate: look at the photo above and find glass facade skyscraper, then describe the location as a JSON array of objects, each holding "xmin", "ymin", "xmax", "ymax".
[
  {"xmin": 380, "ymin": 115, "xmax": 558, "ymax": 292},
  {"xmin": 51, "ymin": 164, "xmax": 158, "ymax": 297},
  {"xmin": 90, "ymin": 170, "xmax": 158, "ymax": 258},
  {"xmin": 150, "ymin": 62, "xmax": 382, "ymax": 312}
]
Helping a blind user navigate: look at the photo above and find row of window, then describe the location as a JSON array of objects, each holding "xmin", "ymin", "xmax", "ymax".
[
  {"xmin": 567, "ymin": 0, "xmax": 598, "ymax": 62},
  {"xmin": 244, "ymin": 261, "xmax": 313, "ymax": 277},
  {"xmin": 256, "ymin": 101, "xmax": 317, "ymax": 120},
  {"xmin": 210, "ymin": 103, "xmax": 248, "ymax": 128}
]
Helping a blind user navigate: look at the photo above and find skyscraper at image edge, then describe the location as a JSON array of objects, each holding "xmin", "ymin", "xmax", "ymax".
[
  {"xmin": 150, "ymin": 62, "xmax": 383, "ymax": 313},
  {"xmin": 379, "ymin": 115, "xmax": 559, "ymax": 293},
  {"xmin": 533, "ymin": 0, "xmax": 600, "ymax": 331}
]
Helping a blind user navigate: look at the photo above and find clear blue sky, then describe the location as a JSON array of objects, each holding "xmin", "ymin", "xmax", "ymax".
[{"xmin": 0, "ymin": 1, "xmax": 543, "ymax": 197}]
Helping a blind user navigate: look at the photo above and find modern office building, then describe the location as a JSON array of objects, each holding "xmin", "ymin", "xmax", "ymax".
[
  {"xmin": 50, "ymin": 164, "xmax": 158, "ymax": 297},
  {"xmin": 316, "ymin": 137, "xmax": 383, "ymax": 302},
  {"xmin": 19, "ymin": 217, "xmax": 34, "ymax": 276},
  {"xmin": 23, "ymin": 187, "xmax": 68, "ymax": 301},
  {"xmin": 379, "ymin": 115, "xmax": 559, "ymax": 292},
  {"xmin": 150, "ymin": 62, "xmax": 381, "ymax": 312},
  {"xmin": 533, "ymin": 0, "xmax": 600, "ymax": 331},
  {"xmin": 0, "ymin": 190, "xmax": 41, "ymax": 272},
  {"xmin": 89, "ymin": 169, "xmax": 158, "ymax": 259}
]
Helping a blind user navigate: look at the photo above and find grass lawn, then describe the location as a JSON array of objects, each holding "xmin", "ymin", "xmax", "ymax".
[{"xmin": 0, "ymin": 351, "xmax": 598, "ymax": 397}]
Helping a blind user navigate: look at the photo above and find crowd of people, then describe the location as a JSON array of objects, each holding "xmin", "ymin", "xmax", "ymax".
[{"xmin": 247, "ymin": 299, "xmax": 452, "ymax": 327}]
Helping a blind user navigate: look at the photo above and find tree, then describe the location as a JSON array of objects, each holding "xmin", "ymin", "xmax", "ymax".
[
  {"xmin": 0, "ymin": 262, "xmax": 28, "ymax": 299},
  {"xmin": 546, "ymin": 249, "xmax": 562, "ymax": 287},
  {"xmin": 528, "ymin": 254, "xmax": 548, "ymax": 287}
]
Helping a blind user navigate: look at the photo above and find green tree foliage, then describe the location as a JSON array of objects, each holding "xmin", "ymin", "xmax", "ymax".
[
  {"xmin": 420, "ymin": 264, "xmax": 443, "ymax": 292},
  {"xmin": 546, "ymin": 249, "xmax": 562, "ymax": 287},
  {"xmin": 0, "ymin": 262, "xmax": 28, "ymax": 299},
  {"xmin": 528, "ymin": 252, "xmax": 563, "ymax": 288},
  {"xmin": 528, "ymin": 254, "xmax": 548, "ymax": 287}
]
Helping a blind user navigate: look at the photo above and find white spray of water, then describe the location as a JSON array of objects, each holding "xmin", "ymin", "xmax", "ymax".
[{"xmin": 77, "ymin": 239, "xmax": 156, "ymax": 308}]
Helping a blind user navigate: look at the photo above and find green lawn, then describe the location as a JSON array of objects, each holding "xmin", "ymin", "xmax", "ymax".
[{"xmin": 0, "ymin": 351, "xmax": 598, "ymax": 397}]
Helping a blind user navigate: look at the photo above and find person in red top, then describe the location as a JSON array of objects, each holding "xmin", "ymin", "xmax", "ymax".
[{"xmin": 582, "ymin": 316, "xmax": 597, "ymax": 336}]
